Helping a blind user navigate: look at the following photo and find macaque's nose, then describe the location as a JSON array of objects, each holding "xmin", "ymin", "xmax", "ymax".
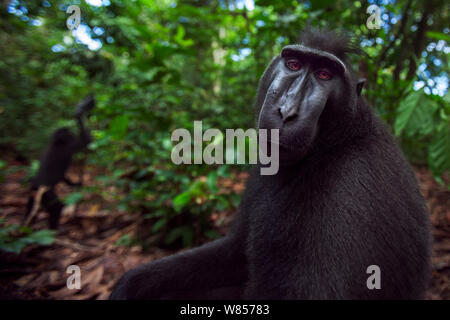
[{"xmin": 278, "ymin": 106, "xmax": 298, "ymax": 123}]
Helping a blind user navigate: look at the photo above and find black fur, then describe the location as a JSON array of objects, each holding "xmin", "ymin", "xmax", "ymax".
[{"xmin": 110, "ymin": 30, "xmax": 431, "ymax": 300}]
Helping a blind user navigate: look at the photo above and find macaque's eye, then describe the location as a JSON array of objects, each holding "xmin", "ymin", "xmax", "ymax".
[
  {"xmin": 286, "ymin": 59, "xmax": 302, "ymax": 71},
  {"xmin": 316, "ymin": 70, "xmax": 332, "ymax": 80}
]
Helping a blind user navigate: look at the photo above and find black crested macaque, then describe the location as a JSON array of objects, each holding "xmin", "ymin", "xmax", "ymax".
[
  {"xmin": 110, "ymin": 30, "xmax": 431, "ymax": 299},
  {"xmin": 23, "ymin": 95, "xmax": 94, "ymax": 229}
]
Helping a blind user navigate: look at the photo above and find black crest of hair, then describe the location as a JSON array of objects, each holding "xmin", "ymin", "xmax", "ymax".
[
  {"xmin": 299, "ymin": 27, "xmax": 362, "ymax": 63},
  {"xmin": 110, "ymin": 29, "xmax": 431, "ymax": 300}
]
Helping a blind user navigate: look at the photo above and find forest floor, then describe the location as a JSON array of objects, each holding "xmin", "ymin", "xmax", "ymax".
[{"xmin": 0, "ymin": 162, "xmax": 449, "ymax": 300}]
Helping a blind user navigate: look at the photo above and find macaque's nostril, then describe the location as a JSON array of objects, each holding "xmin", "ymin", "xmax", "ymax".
[
  {"xmin": 278, "ymin": 107, "xmax": 297, "ymax": 123},
  {"xmin": 284, "ymin": 113, "xmax": 297, "ymax": 123}
]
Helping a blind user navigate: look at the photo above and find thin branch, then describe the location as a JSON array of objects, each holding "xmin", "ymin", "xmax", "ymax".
[
  {"xmin": 406, "ymin": 1, "xmax": 434, "ymax": 79},
  {"xmin": 393, "ymin": 0, "xmax": 414, "ymax": 81}
]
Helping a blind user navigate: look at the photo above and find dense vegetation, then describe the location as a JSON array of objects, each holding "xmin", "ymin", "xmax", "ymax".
[{"xmin": 0, "ymin": 0, "xmax": 448, "ymax": 252}]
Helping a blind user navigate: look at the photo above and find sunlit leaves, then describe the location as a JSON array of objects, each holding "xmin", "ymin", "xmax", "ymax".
[
  {"xmin": 395, "ymin": 88, "xmax": 450, "ymax": 183},
  {"xmin": 395, "ymin": 89, "xmax": 435, "ymax": 137},
  {"xmin": 429, "ymin": 122, "xmax": 450, "ymax": 180},
  {"xmin": 109, "ymin": 114, "xmax": 129, "ymax": 139}
]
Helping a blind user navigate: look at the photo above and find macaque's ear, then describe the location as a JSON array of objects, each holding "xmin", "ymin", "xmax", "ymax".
[{"xmin": 356, "ymin": 78, "xmax": 366, "ymax": 96}]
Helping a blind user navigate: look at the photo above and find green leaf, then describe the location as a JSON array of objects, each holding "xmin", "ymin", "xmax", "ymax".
[
  {"xmin": 174, "ymin": 25, "xmax": 194, "ymax": 47},
  {"xmin": 173, "ymin": 191, "xmax": 192, "ymax": 212},
  {"xmin": 64, "ymin": 192, "xmax": 84, "ymax": 206},
  {"xmin": 27, "ymin": 229, "xmax": 56, "ymax": 245},
  {"xmin": 426, "ymin": 31, "xmax": 450, "ymax": 42},
  {"xmin": 29, "ymin": 160, "xmax": 40, "ymax": 177},
  {"xmin": 429, "ymin": 123, "xmax": 450, "ymax": 178},
  {"xmin": 395, "ymin": 90, "xmax": 421, "ymax": 136},
  {"xmin": 181, "ymin": 227, "xmax": 194, "ymax": 247},
  {"xmin": 115, "ymin": 234, "xmax": 133, "ymax": 247},
  {"xmin": 143, "ymin": 210, "xmax": 165, "ymax": 219},
  {"xmin": 63, "ymin": 192, "xmax": 84, "ymax": 205},
  {"xmin": 18, "ymin": 226, "xmax": 33, "ymax": 234},
  {"xmin": 394, "ymin": 90, "xmax": 435, "ymax": 137},
  {"xmin": 109, "ymin": 115, "xmax": 129, "ymax": 139},
  {"xmin": 165, "ymin": 227, "xmax": 183, "ymax": 244},
  {"xmin": 0, "ymin": 240, "xmax": 27, "ymax": 254},
  {"xmin": 444, "ymin": 91, "xmax": 450, "ymax": 104},
  {"xmin": 217, "ymin": 165, "xmax": 230, "ymax": 177},
  {"xmin": 204, "ymin": 229, "xmax": 221, "ymax": 240},
  {"xmin": 207, "ymin": 171, "xmax": 218, "ymax": 193},
  {"xmin": 152, "ymin": 218, "xmax": 167, "ymax": 233},
  {"xmin": 165, "ymin": 226, "xmax": 193, "ymax": 246}
]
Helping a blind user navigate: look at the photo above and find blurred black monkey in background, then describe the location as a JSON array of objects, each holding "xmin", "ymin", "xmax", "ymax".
[{"xmin": 23, "ymin": 95, "xmax": 95, "ymax": 229}]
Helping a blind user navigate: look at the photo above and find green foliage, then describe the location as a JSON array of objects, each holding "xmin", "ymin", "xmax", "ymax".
[
  {"xmin": 395, "ymin": 88, "xmax": 450, "ymax": 183},
  {"xmin": 0, "ymin": 218, "xmax": 56, "ymax": 254},
  {"xmin": 0, "ymin": 160, "xmax": 6, "ymax": 183},
  {"xmin": 0, "ymin": 0, "xmax": 448, "ymax": 247},
  {"xmin": 63, "ymin": 192, "xmax": 84, "ymax": 206},
  {"xmin": 115, "ymin": 234, "xmax": 137, "ymax": 247},
  {"xmin": 136, "ymin": 164, "xmax": 234, "ymax": 247}
]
